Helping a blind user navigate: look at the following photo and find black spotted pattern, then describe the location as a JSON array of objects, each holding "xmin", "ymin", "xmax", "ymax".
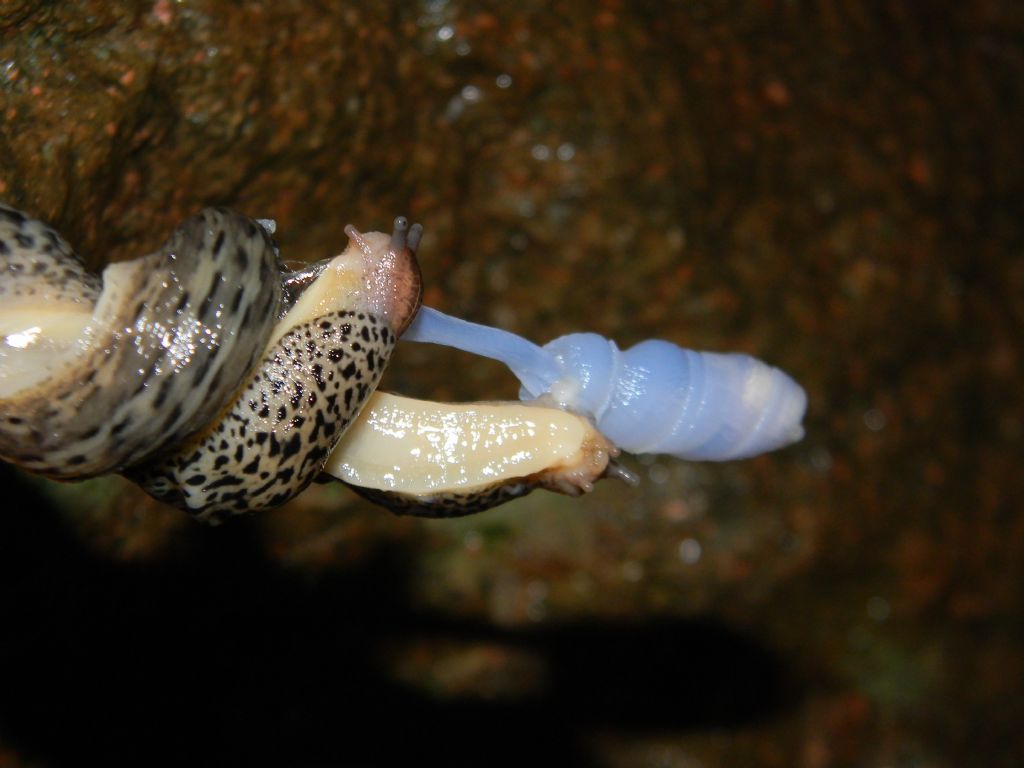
[
  {"xmin": 131, "ymin": 311, "xmax": 394, "ymax": 524},
  {"xmin": 346, "ymin": 480, "xmax": 535, "ymax": 519},
  {"xmin": 0, "ymin": 202, "xmax": 101, "ymax": 302},
  {"xmin": 0, "ymin": 206, "xmax": 282, "ymax": 479}
]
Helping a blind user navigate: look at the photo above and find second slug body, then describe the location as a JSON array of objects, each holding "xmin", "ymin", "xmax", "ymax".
[
  {"xmin": 520, "ymin": 334, "xmax": 806, "ymax": 461},
  {"xmin": 322, "ymin": 391, "xmax": 618, "ymax": 518}
]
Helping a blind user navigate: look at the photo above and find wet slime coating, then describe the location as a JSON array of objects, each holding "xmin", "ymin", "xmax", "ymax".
[
  {"xmin": 0, "ymin": 205, "xmax": 806, "ymax": 522},
  {"xmin": 0, "ymin": 204, "xmax": 421, "ymax": 522}
]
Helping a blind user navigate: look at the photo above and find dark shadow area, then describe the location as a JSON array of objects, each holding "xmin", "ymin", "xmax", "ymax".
[{"xmin": 0, "ymin": 466, "xmax": 797, "ymax": 767}]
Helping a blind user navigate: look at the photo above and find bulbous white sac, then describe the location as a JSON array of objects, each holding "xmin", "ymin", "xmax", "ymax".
[{"xmin": 520, "ymin": 333, "xmax": 807, "ymax": 461}]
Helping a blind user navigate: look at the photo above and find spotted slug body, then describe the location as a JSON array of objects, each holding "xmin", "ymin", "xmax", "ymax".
[
  {"xmin": 132, "ymin": 310, "xmax": 395, "ymax": 523},
  {"xmin": 0, "ymin": 204, "xmax": 422, "ymax": 521},
  {"xmin": 0, "ymin": 204, "xmax": 282, "ymax": 479},
  {"xmin": 349, "ymin": 481, "xmax": 535, "ymax": 519},
  {"xmin": 0, "ymin": 204, "xmax": 101, "ymax": 304}
]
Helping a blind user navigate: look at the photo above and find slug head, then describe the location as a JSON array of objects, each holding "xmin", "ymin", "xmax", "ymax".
[{"xmin": 341, "ymin": 217, "xmax": 423, "ymax": 336}]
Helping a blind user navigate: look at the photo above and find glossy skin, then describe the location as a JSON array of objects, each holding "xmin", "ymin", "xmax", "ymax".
[
  {"xmin": 0, "ymin": 205, "xmax": 617, "ymax": 523},
  {"xmin": 0, "ymin": 205, "xmax": 283, "ymax": 478},
  {"xmin": 324, "ymin": 392, "xmax": 617, "ymax": 518},
  {"xmin": 0, "ymin": 204, "xmax": 422, "ymax": 522}
]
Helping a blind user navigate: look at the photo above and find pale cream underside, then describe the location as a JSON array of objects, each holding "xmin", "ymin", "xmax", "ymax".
[
  {"xmin": 0, "ymin": 299, "xmax": 93, "ymax": 398},
  {"xmin": 263, "ymin": 231, "xmax": 394, "ymax": 355},
  {"xmin": 0, "ymin": 257, "xmax": 227, "ymax": 399},
  {"xmin": 0, "ymin": 233, "xmax": 376, "ymax": 400},
  {"xmin": 324, "ymin": 391, "xmax": 604, "ymax": 495}
]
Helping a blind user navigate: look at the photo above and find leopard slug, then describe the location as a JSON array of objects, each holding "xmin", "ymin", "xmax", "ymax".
[{"xmin": 0, "ymin": 203, "xmax": 421, "ymax": 523}]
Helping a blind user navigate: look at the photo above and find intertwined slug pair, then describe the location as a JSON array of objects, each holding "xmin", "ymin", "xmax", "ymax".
[{"xmin": 0, "ymin": 205, "xmax": 806, "ymax": 524}]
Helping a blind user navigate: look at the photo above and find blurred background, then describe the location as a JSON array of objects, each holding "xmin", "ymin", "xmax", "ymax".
[{"xmin": 1, "ymin": 1, "xmax": 1021, "ymax": 765}]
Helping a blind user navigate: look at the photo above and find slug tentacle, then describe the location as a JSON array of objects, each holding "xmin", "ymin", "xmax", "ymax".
[{"xmin": 342, "ymin": 217, "xmax": 423, "ymax": 337}]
